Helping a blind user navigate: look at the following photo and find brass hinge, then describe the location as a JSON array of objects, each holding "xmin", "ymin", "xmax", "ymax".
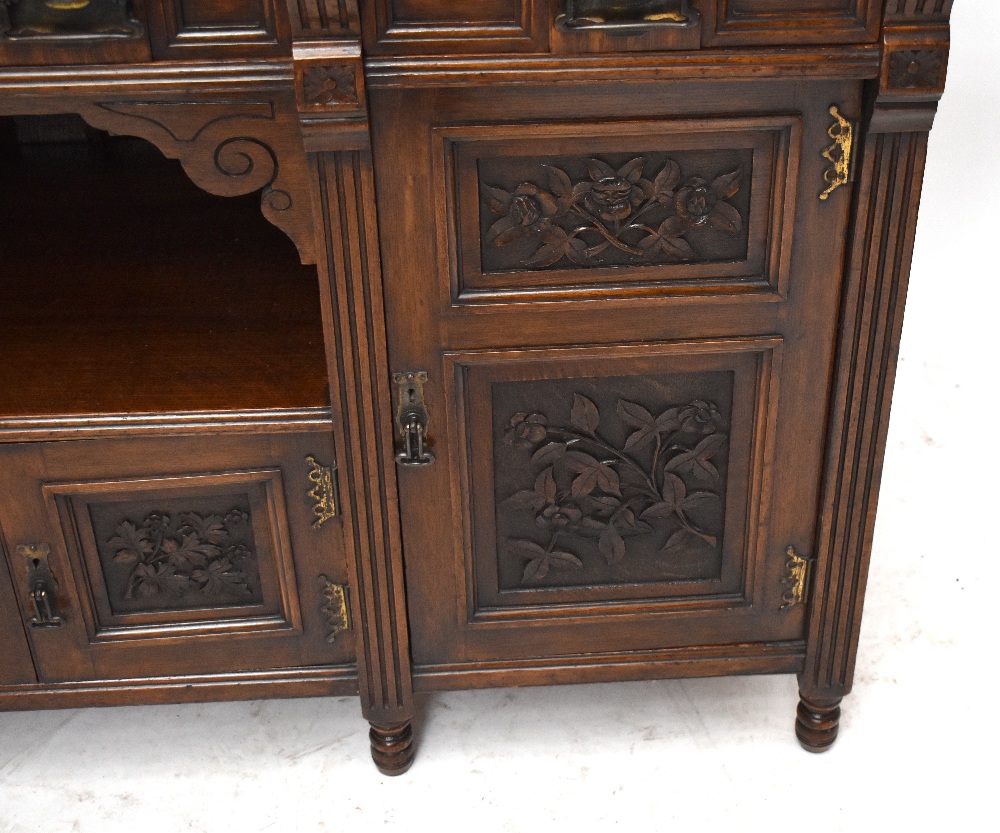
[
  {"xmin": 305, "ymin": 455, "xmax": 337, "ymax": 528},
  {"xmin": 781, "ymin": 545, "xmax": 814, "ymax": 609},
  {"xmin": 819, "ymin": 105, "xmax": 854, "ymax": 201},
  {"xmin": 319, "ymin": 577, "xmax": 349, "ymax": 644}
]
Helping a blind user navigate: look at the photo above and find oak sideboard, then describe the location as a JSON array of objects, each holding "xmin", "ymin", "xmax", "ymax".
[{"xmin": 0, "ymin": 0, "xmax": 953, "ymax": 774}]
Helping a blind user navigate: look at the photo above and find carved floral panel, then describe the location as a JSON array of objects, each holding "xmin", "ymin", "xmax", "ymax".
[
  {"xmin": 479, "ymin": 150, "xmax": 753, "ymax": 273},
  {"xmin": 89, "ymin": 493, "xmax": 263, "ymax": 614},
  {"xmin": 493, "ymin": 372, "xmax": 733, "ymax": 590}
]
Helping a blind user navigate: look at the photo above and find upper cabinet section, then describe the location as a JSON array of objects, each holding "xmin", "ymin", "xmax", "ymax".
[
  {"xmin": 0, "ymin": 0, "xmax": 291, "ymax": 65},
  {"xmin": 361, "ymin": 0, "xmax": 884, "ymax": 56}
]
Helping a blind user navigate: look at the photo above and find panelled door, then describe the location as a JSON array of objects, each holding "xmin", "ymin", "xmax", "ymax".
[
  {"xmin": 0, "ymin": 429, "xmax": 354, "ymax": 683},
  {"xmin": 370, "ymin": 77, "xmax": 859, "ymax": 684}
]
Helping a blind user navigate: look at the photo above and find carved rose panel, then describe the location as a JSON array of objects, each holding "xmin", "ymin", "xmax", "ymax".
[
  {"xmin": 437, "ymin": 117, "xmax": 799, "ymax": 302},
  {"xmin": 89, "ymin": 493, "xmax": 263, "ymax": 614},
  {"xmin": 479, "ymin": 150, "xmax": 753, "ymax": 273},
  {"xmin": 493, "ymin": 371, "xmax": 734, "ymax": 591}
]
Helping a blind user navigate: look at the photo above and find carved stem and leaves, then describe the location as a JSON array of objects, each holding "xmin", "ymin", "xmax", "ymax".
[
  {"xmin": 502, "ymin": 394, "xmax": 727, "ymax": 584},
  {"xmin": 108, "ymin": 510, "xmax": 257, "ymax": 602},
  {"xmin": 483, "ymin": 156, "xmax": 744, "ymax": 269}
]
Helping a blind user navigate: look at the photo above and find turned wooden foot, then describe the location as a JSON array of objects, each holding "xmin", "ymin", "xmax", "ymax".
[
  {"xmin": 369, "ymin": 721, "xmax": 414, "ymax": 776},
  {"xmin": 795, "ymin": 694, "xmax": 842, "ymax": 753}
]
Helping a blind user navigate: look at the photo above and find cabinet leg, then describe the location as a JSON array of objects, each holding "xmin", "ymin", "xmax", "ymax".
[
  {"xmin": 795, "ymin": 693, "xmax": 842, "ymax": 753},
  {"xmin": 369, "ymin": 721, "xmax": 414, "ymax": 776}
]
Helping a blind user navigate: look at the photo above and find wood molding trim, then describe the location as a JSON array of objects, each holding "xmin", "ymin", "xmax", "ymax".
[
  {"xmin": 802, "ymin": 121, "xmax": 929, "ymax": 698},
  {"xmin": 0, "ymin": 665, "xmax": 359, "ymax": 710},
  {"xmin": 309, "ymin": 150, "xmax": 413, "ymax": 727},
  {"xmin": 363, "ymin": 47, "xmax": 882, "ymax": 88}
]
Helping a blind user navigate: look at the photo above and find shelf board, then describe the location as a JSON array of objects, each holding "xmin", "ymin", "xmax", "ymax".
[{"xmin": 0, "ymin": 131, "xmax": 329, "ymax": 419}]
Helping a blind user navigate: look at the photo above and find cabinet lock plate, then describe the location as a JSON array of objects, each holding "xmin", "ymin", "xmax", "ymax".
[
  {"xmin": 17, "ymin": 543, "xmax": 63, "ymax": 627},
  {"xmin": 394, "ymin": 371, "xmax": 434, "ymax": 467}
]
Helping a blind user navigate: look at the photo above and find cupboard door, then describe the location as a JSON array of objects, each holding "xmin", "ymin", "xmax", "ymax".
[
  {"xmin": 370, "ymin": 78, "xmax": 860, "ymax": 682},
  {"xmin": 0, "ymin": 429, "xmax": 353, "ymax": 683}
]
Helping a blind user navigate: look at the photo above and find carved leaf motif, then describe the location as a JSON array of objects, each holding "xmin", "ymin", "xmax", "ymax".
[
  {"xmin": 501, "ymin": 393, "xmax": 728, "ymax": 585},
  {"xmin": 599, "ymin": 525, "xmax": 626, "ymax": 565},
  {"xmin": 570, "ymin": 394, "xmax": 600, "ymax": 435},
  {"xmin": 708, "ymin": 200, "xmax": 743, "ymax": 236},
  {"xmin": 109, "ymin": 521, "xmax": 152, "ymax": 563},
  {"xmin": 108, "ymin": 509, "xmax": 258, "ymax": 606}
]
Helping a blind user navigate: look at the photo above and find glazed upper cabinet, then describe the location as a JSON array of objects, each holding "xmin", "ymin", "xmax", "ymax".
[{"xmin": 370, "ymin": 76, "xmax": 862, "ymax": 684}]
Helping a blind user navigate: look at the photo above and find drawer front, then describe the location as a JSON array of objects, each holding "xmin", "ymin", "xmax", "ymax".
[
  {"xmin": 371, "ymin": 78, "xmax": 861, "ymax": 680},
  {"xmin": 0, "ymin": 429, "xmax": 353, "ymax": 683}
]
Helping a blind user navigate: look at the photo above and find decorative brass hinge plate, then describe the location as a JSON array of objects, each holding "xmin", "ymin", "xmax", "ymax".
[
  {"xmin": 820, "ymin": 106, "xmax": 854, "ymax": 201},
  {"xmin": 319, "ymin": 577, "xmax": 349, "ymax": 644},
  {"xmin": 305, "ymin": 455, "xmax": 337, "ymax": 528},
  {"xmin": 781, "ymin": 545, "xmax": 814, "ymax": 609}
]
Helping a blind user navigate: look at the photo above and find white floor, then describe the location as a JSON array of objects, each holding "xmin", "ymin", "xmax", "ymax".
[{"xmin": 2, "ymin": 5, "xmax": 998, "ymax": 831}]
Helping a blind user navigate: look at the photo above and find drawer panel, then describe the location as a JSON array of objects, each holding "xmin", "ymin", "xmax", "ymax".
[
  {"xmin": 0, "ymin": 428, "xmax": 353, "ymax": 684},
  {"xmin": 436, "ymin": 116, "xmax": 799, "ymax": 303}
]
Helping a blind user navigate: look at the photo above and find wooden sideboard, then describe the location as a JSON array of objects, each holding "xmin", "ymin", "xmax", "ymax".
[{"xmin": 0, "ymin": 0, "xmax": 953, "ymax": 775}]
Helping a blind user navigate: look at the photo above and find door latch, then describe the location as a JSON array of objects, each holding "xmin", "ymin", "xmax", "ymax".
[
  {"xmin": 17, "ymin": 543, "xmax": 63, "ymax": 628},
  {"xmin": 393, "ymin": 371, "xmax": 434, "ymax": 467}
]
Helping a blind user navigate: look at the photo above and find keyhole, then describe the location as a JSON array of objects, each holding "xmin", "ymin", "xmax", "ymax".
[{"xmin": 407, "ymin": 387, "xmax": 416, "ymax": 403}]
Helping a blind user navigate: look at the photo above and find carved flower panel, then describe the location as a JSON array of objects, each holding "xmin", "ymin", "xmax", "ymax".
[
  {"xmin": 493, "ymin": 371, "xmax": 734, "ymax": 591},
  {"xmin": 89, "ymin": 493, "xmax": 263, "ymax": 614},
  {"xmin": 478, "ymin": 150, "xmax": 753, "ymax": 273}
]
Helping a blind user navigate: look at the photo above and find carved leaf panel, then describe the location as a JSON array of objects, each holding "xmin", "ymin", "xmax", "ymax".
[
  {"xmin": 90, "ymin": 495, "xmax": 263, "ymax": 615},
  {"xmin": 442, "ymin": 339, "xmax": 782, "ymax": 622},
  {"xmin": 494, "ymin": 374, "xmax": 733, "ymax": 590}
]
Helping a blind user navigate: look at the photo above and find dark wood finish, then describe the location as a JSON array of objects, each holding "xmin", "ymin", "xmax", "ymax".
[
  {"xmin": 306, "ymin": 149, "xmax": 414, "ymax": 732},
  {"xmin": 0, "ymin": 0, "xmax": 955, "ymax": 773},
  {"xmin": 0, "ymin": 427, "xmax": 355, "ymax": 683},
  {"xmin": 795, "ymin": 694, "xmax": 842, "ymax": 752},
  {"xmin": 370, "ymin": 77, "xmax": 856, "ymax": 688},
  {"xmin": 146, "ymin": 0, "xmax": 290, "ymax": 58},
  {"xmin": 369, "ymin": 721, "xmax": 414, "ymax": 775},
  {"xmin": 0, "ymin": 124, "xmax": 326, "ymax": 418}
]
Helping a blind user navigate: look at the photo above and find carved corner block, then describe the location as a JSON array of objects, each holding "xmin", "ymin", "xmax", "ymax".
[
  {"xmin": 294, "ymin": 54, "xmax": 366, "ymax": 116},
  {"xmin": 880, "ymin": 27, "xmax": 950, "ymax": 100}
]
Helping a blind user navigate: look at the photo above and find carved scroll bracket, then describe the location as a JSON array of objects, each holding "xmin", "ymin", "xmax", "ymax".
[{"xmin": 69, "ymin": 98, "xmax": 317, "ymax": 264}]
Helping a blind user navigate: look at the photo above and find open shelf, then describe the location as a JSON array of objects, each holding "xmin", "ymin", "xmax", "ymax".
[{"xmin": 0, "ymin": 115, "xmax": 329, "ymax": 420}]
